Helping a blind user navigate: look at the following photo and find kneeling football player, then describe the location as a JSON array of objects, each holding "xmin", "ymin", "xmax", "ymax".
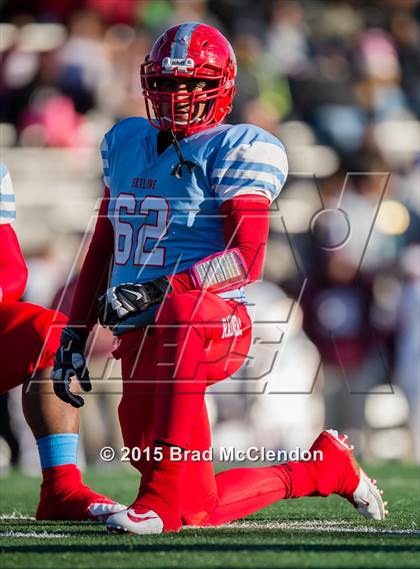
[
  {"xmin": 53, "ymin": 23, "xmax": 388, "ymax": 534},
  {"xmin": 0, "ymin": 163, "xmax": 125, "ymax": 521}
]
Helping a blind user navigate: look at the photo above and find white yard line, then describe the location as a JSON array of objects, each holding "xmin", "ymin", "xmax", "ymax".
[
  {"xmin": 0, "ymin": 512, "xmax": 35, "ymax": 521},
  {"xmin": 224, "ymin": 520, "xmax": 420, "ymax": 534},
  {"xmin": 185, "ymin": 519, "xmax": 420, "ymax": 535},
  {"xmin": 0, "ymin": 531, "xmax": 69, "ymax": 539}
]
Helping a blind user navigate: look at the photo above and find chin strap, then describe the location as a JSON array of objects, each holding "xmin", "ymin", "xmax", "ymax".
[{"xmin": 170, "ymin": 129, "xmax": 196, "ymax": 179}]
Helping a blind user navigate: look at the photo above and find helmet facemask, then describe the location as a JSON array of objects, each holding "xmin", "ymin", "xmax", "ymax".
[{"xmin": 141, "ymin": 59, "xmax": 236, "ymax": 137}]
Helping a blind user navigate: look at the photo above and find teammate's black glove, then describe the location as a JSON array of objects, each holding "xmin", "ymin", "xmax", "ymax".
[
  {"xmin": 52, "ymin": 327, "xmax": 91, "ymax": 408},
  {"xmin": 98, "ymin": 277, "xmax": 172, "ymax": 327}
]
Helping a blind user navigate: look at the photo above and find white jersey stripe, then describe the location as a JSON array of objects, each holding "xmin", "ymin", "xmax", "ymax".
[
  {"xmin": 212, "ymin": 168, "xmax": 284, "ymax": 188},
  {"xmin": 214, "ymin": 186, "xmax": 274, "ymax": 202},
  {"xmin": 212, "ymin": 138, "xmax": 288, "ymax": 205},
  {"xmin": 100, "ymin": 137, "xmax": 111, "ymax": 188},
  {"xmin": 0, "ymin": 164, "xmax": 16, "ymax": 224},
  {"xmin": 0, "ymin": 200, "xmax": 15, "ymax": 211},
  {"xmin": 220, "ymin": 141, "xmax": 288, "ymax": 172}
]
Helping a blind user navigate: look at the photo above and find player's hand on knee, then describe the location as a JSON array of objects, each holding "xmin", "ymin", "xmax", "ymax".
[
  {"xmin": 52, "ymin": 327, "xmax": 91, "ymax": 408},
  {"xmin": 98, "ymin": 277, "xmax": 172, "ymax": 327}
]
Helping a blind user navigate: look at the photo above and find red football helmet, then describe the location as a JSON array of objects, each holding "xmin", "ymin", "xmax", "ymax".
[{"xmin": 140, "ymin": 22, "xmax": 237, "ymax": 136}]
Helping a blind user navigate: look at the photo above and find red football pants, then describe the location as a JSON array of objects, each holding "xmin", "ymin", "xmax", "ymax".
[
  {"xmin": 0, "ymin": 301, "xmax": 67, "ymax": 393},
  {"xmin": 115, "ymin": 291, "xmax": 315, "ymax": 528}
]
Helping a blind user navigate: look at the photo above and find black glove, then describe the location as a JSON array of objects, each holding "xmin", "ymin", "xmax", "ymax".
[
  {"xmin": 52, "ymin": 327, "xmax": 91, "ymax": 408},
  {"xmin": 98, "ymin": 277, "xmax": 172, "ymax": 327}
]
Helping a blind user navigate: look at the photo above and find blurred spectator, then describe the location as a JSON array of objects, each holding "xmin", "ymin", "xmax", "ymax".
[
  {"xmin": 394, "ymin": 245, "xmax": 420, "ymax": 462},
  {"xmin": 57, "ymin": 9, "xmax": 112, "ymax": 114},
  {"xmin": 301, "ymin": 248, "xmax": 388, "ymax": 451},
  {"xmin": 355, "ymin": 29, "xmax": 410, "ymax": 123},
  {"xmin": 231, "ymin": 32, "xmax": 291, "ymax": 123},
  {"xmin": 390, "ymin": 10, "xmax": 420, "ymax": 116},
  {"xmin": 267, "ymin": 0, "xmax": 312, "ymax": 77}
]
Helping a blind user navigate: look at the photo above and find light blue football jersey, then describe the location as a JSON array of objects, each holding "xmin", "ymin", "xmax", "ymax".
[
  {"xmin": 100, "ymin": 117, "xmax": 288, "ymax": 332},
  {"xmin": 0, "ymin": 164, "xmax": 16, "ymax": 225}
]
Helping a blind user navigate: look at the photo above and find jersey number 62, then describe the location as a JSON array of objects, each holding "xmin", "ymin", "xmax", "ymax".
[{"xmin": 113, "ymin": 193, "xmax": 169, "ymax": 267}]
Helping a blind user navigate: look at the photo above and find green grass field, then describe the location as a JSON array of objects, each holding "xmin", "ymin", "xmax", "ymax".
[{"xmin": 0, "ymin": 463, "xmax": 419, "ymax": 569}]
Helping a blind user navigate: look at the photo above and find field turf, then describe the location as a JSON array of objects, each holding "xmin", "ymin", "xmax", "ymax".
[{"xmin": 0, "ymin": 463, "xmax": 419, "ymax": 569}]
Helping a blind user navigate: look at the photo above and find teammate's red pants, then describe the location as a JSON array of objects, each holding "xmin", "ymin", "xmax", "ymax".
[
  {"xmin": 115, "ymin": 291, "xmax": 317, "ymax": 530},
  {"xmin": 0, "ymin": 301, "xmax": 66, "ymax": 393}
]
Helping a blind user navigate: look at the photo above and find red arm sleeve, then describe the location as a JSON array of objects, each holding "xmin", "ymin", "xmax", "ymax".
[
  {"xmin": 0, "ymin": 224, "xmax": 28, "ymax": 302},
  {"xmin": 167, "ymin": 194, "xmax": 270, "ymax": 294},
  {"xmin": 68, "ymin": 188, "xmax": 114, "ymax": 332},
  {"xmin": 221, "ymin": 194, "xmax": 270, "ymax": 282}
]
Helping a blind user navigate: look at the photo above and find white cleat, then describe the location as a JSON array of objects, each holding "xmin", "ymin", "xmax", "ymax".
[
  {"xmin": 324, "ymin": 429, "xmax": 388, "ymax": 521},
  {"xmin": 87, "ymin": 501, "xmax": 127, "ymax": 522},
  {"xmin": 352, "ymin": 469, "xmax": 388, "ymax": 521},
  {"xmin": 107, "ymin": 507, "xmax": 164, "ymax": 535}
]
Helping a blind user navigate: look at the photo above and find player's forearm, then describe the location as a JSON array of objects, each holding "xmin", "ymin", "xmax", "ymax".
[
  {"xmin": 68, "ymin": 240, "xmax": 112, "ymax": 332},
  {"xmin": 68, "ymin": 191, "xmax": 114, "ymax": 332},
  {"xmin": 0, "ymin": 224, "xmax": 28, "ymax": 302},
  {"xmin": 221, "ymin": 195, "xmax": 270, "ymax": 283},
  {"xmin": 167, "ymin": 195, "xmax": 270, "ymax": 294}
]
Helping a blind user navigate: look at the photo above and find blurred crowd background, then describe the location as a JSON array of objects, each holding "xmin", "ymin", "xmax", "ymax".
[{"xmin": 0, "ymin": 0, "xmax": 419, "ymax": 473}]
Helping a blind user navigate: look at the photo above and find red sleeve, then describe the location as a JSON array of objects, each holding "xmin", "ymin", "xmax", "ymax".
[
  {"xmin": 0, "ymin": 224, "xmax": 28, "ymax": 302},
  {"xmin": 167, "ymin": 194, "xmax": 270, "ymax": 294},
  {"xmin": 68, "ymin": 188, "xmax": 114, "ymax": 332},
  {"xmin": 221, "ymin": 194, "xmax": 270, "ymax": 282}
]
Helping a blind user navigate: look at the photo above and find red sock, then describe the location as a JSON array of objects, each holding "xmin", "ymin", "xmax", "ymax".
[
  {"xmin": 36, "ymin": 464, "xmax": 112, "ymax": 520},
  {"xmin": 306, "ymin": 431, "xmax": 360, "ymax": 497},
  {"xmin": 40, "ymin": 463, "xmax": 83, "ymax": 488}
]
